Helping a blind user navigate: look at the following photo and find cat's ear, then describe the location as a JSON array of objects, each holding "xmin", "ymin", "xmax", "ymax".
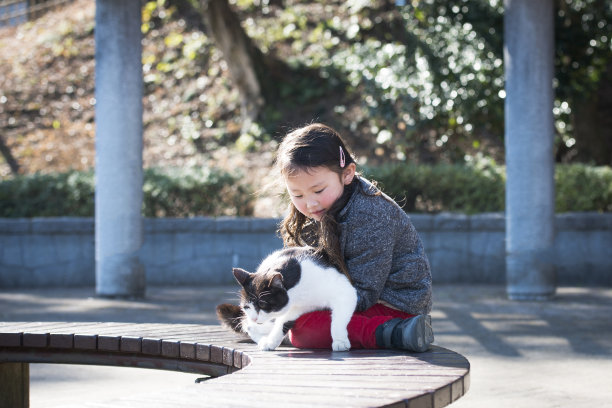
[
  {"xmin": 270, "ymin": 273, "xmax": 284, "ymax": 289},
  {"xmin": 233, "ymin": 268, "xmax": 251, "ymax": 286}
]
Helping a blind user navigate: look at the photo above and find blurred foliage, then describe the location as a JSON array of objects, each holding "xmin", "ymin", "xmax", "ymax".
[
  {"xmin": 142, "ymin": 166, "xmax": 254, "ymax": 217},
  {"xmin": 364, "ymin": 158, "xmax": 506, "ymax": 214},
  {"xmin": 237, "ymin": 0, "xmax": 611, "ymax": 165},
  {"xmin": 2, "ymin": 164, "xmax": 610, "ymax": 217},
  {"xmin": 0, "ymin": 166, "xmax": 254, "ymax": 217},
  {"xmin": 555, "ymin": 164, "xmax": 612, "ymax": 212},
  {"xmin": 555, "ymin": 0, "xmax": 611, "ymax": 118},
  {"xmin": 364, "ymin": 162, "xmax": 612, "ymax": 214},
  {"xmin": 325, "ymin": 0, "xmax": 506, "ymax": 164},
  {"xmin": 0, "ymin": 171, "xmax": 95, "ymax": 217}
]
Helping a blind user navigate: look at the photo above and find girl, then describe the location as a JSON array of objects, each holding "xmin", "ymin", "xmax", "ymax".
[{"xmin": 276, "ymin": 123, "xmax": 434, "ymax": 352}]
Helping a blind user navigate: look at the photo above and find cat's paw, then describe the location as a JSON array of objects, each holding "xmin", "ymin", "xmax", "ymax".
[
  {"xmin": 257, "ymin": 337, "xmax": 280, "ymax": 351},
  {"xmin": 246, "ymin": 326, "xmax": 268, "ymax": 343},
  {"xmin": 331, "ymin": 338, "xmax": 351, "ymax": 352}
]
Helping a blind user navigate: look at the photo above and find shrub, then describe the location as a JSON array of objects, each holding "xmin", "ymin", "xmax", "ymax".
[
  {"xmin": 142, "ymin": 167, "xmax": 254, "ymax": 217},
  {"xmin": 0, "ymin": 171, "xmax": 95, "ymax": 217},
  {"xmin": 365, "ymin": 163, "xmax": 612, "ymax": 214},
  {"xmin": 0, "ymin": 167, "xmax": 254, "ymax": 218},
  {"xmin": 555, "ymin": 164, "xmax": 612, "ymax": 212},
  {"xmin": 364, "ymin": 162, "xmax": 505, "ymax": 214}
]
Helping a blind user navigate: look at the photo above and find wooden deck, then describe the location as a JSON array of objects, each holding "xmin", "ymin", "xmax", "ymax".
[{"xmin": 0, "ymin": 322, "xmax": 470, "ymax": 407}]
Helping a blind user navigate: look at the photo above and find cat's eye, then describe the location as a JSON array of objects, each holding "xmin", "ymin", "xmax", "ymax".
[{"xmin": 243, "ymin": 305, "xmax": 251, "ymax": 310}]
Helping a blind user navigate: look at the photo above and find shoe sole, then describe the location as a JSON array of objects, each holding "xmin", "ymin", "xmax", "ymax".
[{"xmin": 401, "ymin": 315, "xmax": 433, "ymax": 352}]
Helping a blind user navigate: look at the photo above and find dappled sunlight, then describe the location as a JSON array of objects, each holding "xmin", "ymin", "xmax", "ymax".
[{"xmin": 433, "ymin": 285, "xmax": 612, "ymax": 359}]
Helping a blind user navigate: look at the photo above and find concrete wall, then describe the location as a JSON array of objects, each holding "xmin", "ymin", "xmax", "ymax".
[{"xmin": 1, "ymin": 213, "xmax": 610, "ymax": 288}]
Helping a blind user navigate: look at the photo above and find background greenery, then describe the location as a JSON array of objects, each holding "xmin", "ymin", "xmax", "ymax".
[
  {"xmin": 0, "ymin": 0, "xmax": 610, "ymax": 216},
  {"xmin": 0, "ymin": 167, "xmax": 254, "ymax": 217},
  {"xmin": 1, "ymin": 163, "xmax": 610, "ymax": 217}
]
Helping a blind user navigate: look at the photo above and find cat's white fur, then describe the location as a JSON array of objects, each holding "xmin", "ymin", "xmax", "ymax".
[
  {"xmin": 242, "ymin": 257, "xmax": 357, "ymax": 352},
  {"xmin": 241, "ymin": 316, "xmax": 275, "ymax": 343}
]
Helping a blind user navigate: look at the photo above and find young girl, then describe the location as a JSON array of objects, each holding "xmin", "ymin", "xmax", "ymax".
[{"xmin": 276, "ymin": 123, "xmax": 434, "ymax": 352}]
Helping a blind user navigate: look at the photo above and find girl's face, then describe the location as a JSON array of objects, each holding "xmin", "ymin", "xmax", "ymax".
[{"xmin": 285, "ymin": 164, "xmax": 356, "ymax": 221}]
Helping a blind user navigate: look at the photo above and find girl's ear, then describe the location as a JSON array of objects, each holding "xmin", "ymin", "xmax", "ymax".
[{"xmin": 342, "ymin": 163, "xmax": 356, "ymax": 185}]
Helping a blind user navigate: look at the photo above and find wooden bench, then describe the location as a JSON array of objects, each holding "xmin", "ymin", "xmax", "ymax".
[{"xmin": 0, "ymin": 322, "xmax": 470, "ymax": 407}]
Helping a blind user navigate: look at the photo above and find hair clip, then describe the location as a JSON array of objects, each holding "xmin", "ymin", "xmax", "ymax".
[{"xmin": 339, "ymin": 146, "xmax": 346, "ymax": 168}]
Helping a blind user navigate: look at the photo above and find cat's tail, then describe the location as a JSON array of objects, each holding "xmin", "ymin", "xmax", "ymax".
[{"xmin": 216, "ymin": 303, "xmax": 245, "ymax": 333}]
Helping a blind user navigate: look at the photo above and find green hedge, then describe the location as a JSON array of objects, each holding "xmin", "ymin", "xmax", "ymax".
[
  {"xmin": 0, "ymin": 167, "xmax": 254, "ymax": 218},
  {"xmin": 363, "ymin": 162, "xmax": 505, "ymax": 214},
  {"xmin": 142, "ymin": 167, "xmax": 254, "ymax": 217},
  {"xmin": 0, "ymin": 164, "xmax": 610, "ymax": 217},
  {"xmin": 555, "ymin": 164, "xmax": 612, "ymax": 212},
  {"xmin": 364, "ymin": 163, "xmax": 612, "ymax": 214},
  {"xmin": 0, "ymin": 171, "xmax": 96, "ymax": 217}
]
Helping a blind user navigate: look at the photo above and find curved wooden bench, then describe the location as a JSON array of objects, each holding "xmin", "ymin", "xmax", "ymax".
[{"xmin": 0, "ymin": 322, "xmax": 470, "ymax": 407}]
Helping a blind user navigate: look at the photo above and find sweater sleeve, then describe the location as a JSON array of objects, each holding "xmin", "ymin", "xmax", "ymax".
[{"xmin": 343, "ymin": 209, "xmax": 396, "ymax": 311}]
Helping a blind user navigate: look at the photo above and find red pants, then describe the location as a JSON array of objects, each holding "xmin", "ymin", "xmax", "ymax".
[{"xmin": 289, "ymin": 303, "xmax": 415, "ymax": 349}]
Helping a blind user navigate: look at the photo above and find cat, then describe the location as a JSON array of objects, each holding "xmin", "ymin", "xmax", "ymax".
[{"xmin": 216, "ymin": 246, "xmax": 357, "ymax": 351}]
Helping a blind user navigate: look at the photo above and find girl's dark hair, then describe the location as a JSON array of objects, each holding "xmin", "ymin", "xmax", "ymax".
[
  {"xmin": 276, "ymin": 123, "xmax": 357, "ymax": 279},
  {"xmin": 275, "ymin": 123, "xmax": 356, "ymax": 177}
]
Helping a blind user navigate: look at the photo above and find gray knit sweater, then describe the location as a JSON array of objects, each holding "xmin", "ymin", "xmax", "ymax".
[{"xmin": 337, "ymin": 176, "xmax": 432, "ymax": 315}]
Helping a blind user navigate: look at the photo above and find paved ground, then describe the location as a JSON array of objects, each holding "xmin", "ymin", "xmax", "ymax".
[{"xmin": 1, "ymin": 284, "xmax": 612, "ymax": 407}]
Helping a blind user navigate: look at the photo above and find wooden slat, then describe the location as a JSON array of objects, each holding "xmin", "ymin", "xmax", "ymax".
[
  {"xmin": 195, "ymin": 343, "xmax": 210, "ymax": 361},
  {"xmin": 142, "ymin": 338, "xmax": 162, "ymax": 355},
  {"xmin": 209, "ymin": 345, "xmax": 224, "ymax": 364},
  {"xmin": 22, "ymin": 333, "xmax": 47, "ymax": 348},
  {"xmin": 179, "ymin": 342, "xmax": 196, "ymax": 360},
  {"xmin": 74, "ymin": 333, "xmax": 97, "ymax": 350},
  {"xmin": 49, "ymin": 333, "xmax": 73, "ymax": 349},
  {"xmin": 98, "ymin": 335, "xmax": 120, "ymax": 351},
  {"xmin": 120, "ymin": 336, "xmax": 142, "ymax": 353},
  {"xmin": 161, "ymin": 340, "xmax": 180, "ymax": 358},
  {"xmin": 0, "ymin": 332, "xmax": 21, "ymax": 347}
]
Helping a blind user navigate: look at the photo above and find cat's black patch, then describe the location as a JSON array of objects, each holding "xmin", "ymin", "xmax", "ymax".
[
  {"xmin": 250, "ymin": 273, "xmax": 290, "ymax": 313},
  {"xmin": 276, "ymin": 257, "xmax": 301, "ymax": 290},
  {"xmin": 282, "ymin": 246, "xmax": 340, "ymax": 277}
]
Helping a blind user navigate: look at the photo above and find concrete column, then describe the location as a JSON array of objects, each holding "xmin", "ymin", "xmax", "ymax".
[
  {"xmin": 0, "ymin": 363, "xmax": 29, "ymax": 408},
  {"xmin": 504, "ymin": 0, "xmax": 556, "ymax": 300},
  {"xmin": 94, "ymin": 0, "xmax": 145, "ymax": 297}
]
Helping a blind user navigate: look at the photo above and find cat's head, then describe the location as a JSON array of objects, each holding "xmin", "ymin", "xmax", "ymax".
[{"xmin": 232, "ymin": 267, "xmax": 289, "ymax": 324}]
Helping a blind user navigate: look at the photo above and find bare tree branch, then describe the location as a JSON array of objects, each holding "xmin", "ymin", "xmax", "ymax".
[{"xmin": 0, "ymin": 134, "xmax": 20, "ymax": 175}]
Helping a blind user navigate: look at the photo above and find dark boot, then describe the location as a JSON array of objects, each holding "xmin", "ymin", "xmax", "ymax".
[{"xmin": 375, "ymin": 315, "xmax": 434, "ymax": 352}]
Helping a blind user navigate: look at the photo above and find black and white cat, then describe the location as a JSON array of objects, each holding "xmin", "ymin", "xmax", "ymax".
[{"xmin": 216, "ymin": 247, "xmax": 357, "ymax": 351}]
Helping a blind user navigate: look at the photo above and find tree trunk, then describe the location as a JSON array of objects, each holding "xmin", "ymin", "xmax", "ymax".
[
  {"xmin": 0, "ymin": 135, "xmax": 20, "ymax": 175},
  {"xmin": 571, "ymin": 61, "xmax": 612, "ymax": 165},
  {"xmin": 200, "ymin": 0, "xmax": 267, "ymax": 131}
]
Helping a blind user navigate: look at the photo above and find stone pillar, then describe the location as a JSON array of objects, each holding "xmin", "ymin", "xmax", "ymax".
[
  {"xmin": 94, "ymin": 0, "xmax": 145, "ymax": 297},
  {"xmin": 0, "ymin": 363, "xmax": 29, "ymax": 408},
  {"xmin": 504, "ymin": 0, "xmax": 556, "ymax": 300}
]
